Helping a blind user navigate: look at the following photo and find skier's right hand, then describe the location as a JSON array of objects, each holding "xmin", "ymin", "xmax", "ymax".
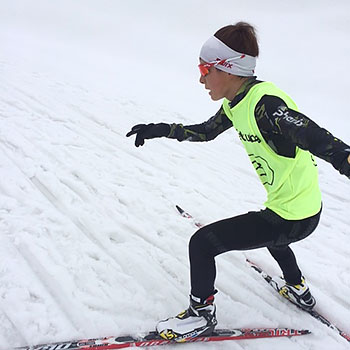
[
  {"xmin": 339, "ymin": 153, "xmax": 350, "ymax": 179},
  {"xmin": 126, "ymin": 123, "xmax": 171, "ymax": 147}
]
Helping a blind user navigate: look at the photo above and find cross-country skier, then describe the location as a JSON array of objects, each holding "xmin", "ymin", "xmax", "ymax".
[{"xmin": 126, "ymin": 22, "xmax": 350, "ymax": 341}]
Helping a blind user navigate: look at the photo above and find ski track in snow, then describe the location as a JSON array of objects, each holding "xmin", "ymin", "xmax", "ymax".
[{"xmin": 1, "ymin": 4, "xmax": 350, "ymax": 349}]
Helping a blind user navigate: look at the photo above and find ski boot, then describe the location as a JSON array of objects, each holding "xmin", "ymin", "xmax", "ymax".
[
  {"xmin": 156, "ymin": 294, "xmax": 217, "ymax": 342},
  {"xmin": 279, "ymin": 276, "xmax": 316, "ymax": 310}
]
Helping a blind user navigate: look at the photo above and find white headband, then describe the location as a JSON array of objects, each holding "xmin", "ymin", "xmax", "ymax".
[{"xmin": 200, "ymin": 36, "xmax": 256, "ymax": 77}]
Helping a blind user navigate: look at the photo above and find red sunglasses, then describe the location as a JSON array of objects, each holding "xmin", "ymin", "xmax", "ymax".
[
  {"xmin": 198, "ymin": 57, "xmax": 243, "ymax": 77},
  {"xmin": 198, "ymin": 62, "xmax": 216, "ymax": 77}
]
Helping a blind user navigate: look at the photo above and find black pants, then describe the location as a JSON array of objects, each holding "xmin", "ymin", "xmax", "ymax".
[{"xmin": 189, "ymin": 208, "xmax": 321, "ymax": 300}]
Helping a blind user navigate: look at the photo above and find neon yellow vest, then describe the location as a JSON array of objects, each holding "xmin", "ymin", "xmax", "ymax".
[{"xmin": 222, "ymin": 82, "xmax": 322, "ymax": 220}]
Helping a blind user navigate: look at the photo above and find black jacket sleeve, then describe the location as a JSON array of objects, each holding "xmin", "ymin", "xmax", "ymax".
[
  {"xmin": 255, "ymin": 95, "xmax": 350, "ymax": 178},
  {"xmin": 166, "ymin": 107, "xmax": 233, "ymax": 142}
]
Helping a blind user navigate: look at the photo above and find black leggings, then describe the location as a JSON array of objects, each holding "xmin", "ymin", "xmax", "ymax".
[{"xmin": 189, "ymin": 208, "xmax": 321, "ymax": 300}]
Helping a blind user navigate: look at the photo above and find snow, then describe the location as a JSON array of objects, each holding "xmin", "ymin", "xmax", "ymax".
[{"xmin": 0, "ymin": 0, "xmax": 350, "ymax": 349}]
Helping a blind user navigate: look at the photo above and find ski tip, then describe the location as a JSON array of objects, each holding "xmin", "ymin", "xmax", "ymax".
[
  {"xmin": 246, "ymin": 258, "xmax": 255, "ymax": 265},
  {"xmin": 175, "ymin": 205, "xmax": 184, "ymax": 214}
]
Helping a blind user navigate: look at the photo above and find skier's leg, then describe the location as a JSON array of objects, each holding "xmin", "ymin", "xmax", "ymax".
[
  {"xmin": 268, "ymin": 245, "xmax": 316, "ymax": 309},
  {"xmin": 266, "ymin": 210, "xmax": 321, "ymax": 310},
  {"xmin": 189, "ymin": 211, "xmax": 277, "ymax": 299},
  {"xmin": 157, "ymin": 210, "xmax": 275, "ymax": 340},
  {"xmin": 267, "ymin": 246, "xmax": 301, "ymax": 284}
]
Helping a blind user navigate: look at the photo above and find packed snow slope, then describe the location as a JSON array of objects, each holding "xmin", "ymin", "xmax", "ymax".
[{"xmin": 1, "ymin": 1, "xmax": 350, "ymax": 349}]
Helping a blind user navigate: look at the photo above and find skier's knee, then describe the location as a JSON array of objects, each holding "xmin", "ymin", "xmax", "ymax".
[
  {"xmin": 189, "ymin": 228, "xmax": 210, "ymax": 256},
  {"xmin": 189, "ymin": 227, "xmax": 220, "ymax": 258}
]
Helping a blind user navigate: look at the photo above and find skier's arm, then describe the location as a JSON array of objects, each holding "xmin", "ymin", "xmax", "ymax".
[
  {"xmin": 126, "ymin": 107, "xmax": 233, "ymax": 146},
  {"xmin": 167, "ymin": 107, "xmax": 233, "ymax": 142},
  {"xmin": 255, "ymin": 95, "xmax": 350, "ymax": 178}
]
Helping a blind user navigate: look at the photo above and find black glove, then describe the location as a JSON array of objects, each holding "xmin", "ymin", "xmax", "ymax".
[{"xmin": 126, "ymin": 123, "xmax": 170, "ymax": 147}]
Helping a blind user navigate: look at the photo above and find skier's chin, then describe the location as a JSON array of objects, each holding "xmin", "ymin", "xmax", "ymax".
[{"xmin": 209, "ymin": 91, "xmax": 222, "ymax": 101}]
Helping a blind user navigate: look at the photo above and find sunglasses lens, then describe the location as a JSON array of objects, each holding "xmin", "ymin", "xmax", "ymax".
[{"xmin": 198, "ymin": 64, "xmax": 210, "ymax": 76}]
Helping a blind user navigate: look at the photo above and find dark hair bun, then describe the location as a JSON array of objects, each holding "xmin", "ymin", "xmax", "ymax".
[{"xmin": 214, "ymin": 22, "xmax": 259, "ymax": 57}]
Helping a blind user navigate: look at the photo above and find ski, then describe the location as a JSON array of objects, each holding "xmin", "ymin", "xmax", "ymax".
[
  {"xmin": 15, "ymin": 328, "xmax": 311, "ymax": 350},
  {"xmin": 247, "ymin": 258, "xmax": 350, "ymax": 343}
]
